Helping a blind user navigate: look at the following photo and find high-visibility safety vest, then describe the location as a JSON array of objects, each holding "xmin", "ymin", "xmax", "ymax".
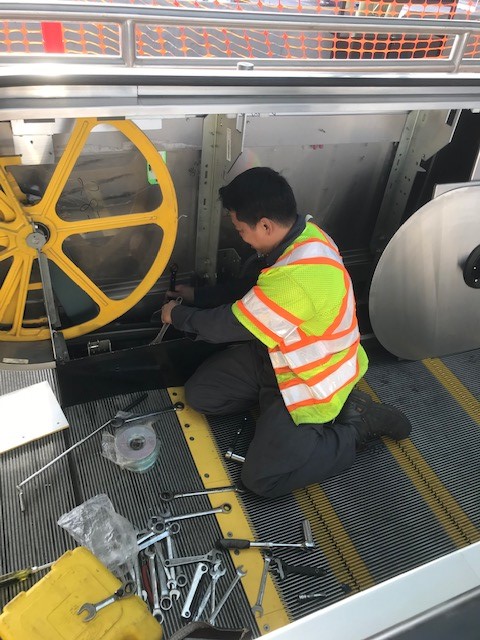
[{"xmin": 232, "ymin": 221, "xmax": 369, "ymax": 425}]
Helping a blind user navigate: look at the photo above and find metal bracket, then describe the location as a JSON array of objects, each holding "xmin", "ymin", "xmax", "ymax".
[
  {"xmin": 195, "ymin": 114, "xmax": 247, "ymax": 282},
  {"xmin": 11, "ymin": 118, "xmax": 73, "ymax": 165},
  {"xmin": 370, "ymin": 109, "xmax": 460, "ymax": 259},
  {"xmin": 35, "ymin": 232, "xmax": 69, "ymax": 364}
]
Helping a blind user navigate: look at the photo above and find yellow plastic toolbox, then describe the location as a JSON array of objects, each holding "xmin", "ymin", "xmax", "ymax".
[{"xmin": 0, "ymin": 546, "xmax": 162, "ymax": 640}]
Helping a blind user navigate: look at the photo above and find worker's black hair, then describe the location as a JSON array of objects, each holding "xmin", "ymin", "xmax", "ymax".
[{"xmin": 219, "ymin": 167, "xmax": 297, "ymax": 227}]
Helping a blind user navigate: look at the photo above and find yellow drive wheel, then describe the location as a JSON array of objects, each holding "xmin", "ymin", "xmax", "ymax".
[{"xmin": 0, "ymin": 118, "xmax": 177, "ymax": 342}]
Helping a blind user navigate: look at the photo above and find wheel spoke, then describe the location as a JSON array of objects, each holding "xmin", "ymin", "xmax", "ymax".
[
  {"xmin": 0, "ymin": 247, "xmax": 15, "ymax": 262},
  {"xmin": 0, "ymin": 166, "xmax": 24, "ymax": 222},
  {"xmin": 54, "ymin": 210, "xmax": 166, "ymax": 238},
  {"xmin": 33, "ymin": 119, "xmax": 93, "ymax": 216},
  {"xmin": 0, "ymin": 254, "xmax": 32, "ymax": 334},
  {"xmin": 47, "ymin": 246, "xmax": 112, "ymax": 311}
]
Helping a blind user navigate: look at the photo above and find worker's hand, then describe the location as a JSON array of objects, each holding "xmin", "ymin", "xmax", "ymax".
[
  {"xmin": 166, "ymin": 284, "xmax": 194, "ymax": 304},
  {"xmin": 161, "ymin": 299, "xmax": 181, "ymax": 324}
]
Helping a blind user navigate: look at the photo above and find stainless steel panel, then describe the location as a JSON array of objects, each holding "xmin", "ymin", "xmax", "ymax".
[
  {"xmin": 369, "ymin": 185, "xmax": 480, "ymax": 360},
  {"xmin": 218, "ymin": 139, "xmax": 394, "ymax": 253},
  {"xmin": 244, "ymin": 113, "xmax": 407, "ymax": 147}
]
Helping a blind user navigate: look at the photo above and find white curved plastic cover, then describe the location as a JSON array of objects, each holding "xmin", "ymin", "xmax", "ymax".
[{"xmin": 369, "ymin": 185, "xmax": 480, "ymax": 360}]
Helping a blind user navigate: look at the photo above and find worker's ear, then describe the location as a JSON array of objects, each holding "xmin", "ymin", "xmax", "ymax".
[{"xmin": 259, "ymin": 217, "xmax": 274, "ymax": 235}]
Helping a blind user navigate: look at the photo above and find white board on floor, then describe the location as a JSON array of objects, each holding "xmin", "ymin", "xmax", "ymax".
[{"xmin": 0, "ymin": 381, "xmax": 69, "ymax": 453}]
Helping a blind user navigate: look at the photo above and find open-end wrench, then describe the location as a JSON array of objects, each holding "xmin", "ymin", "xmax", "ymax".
[
  {"xmin": 151, "ymin": 295, "xmax": 183, "ymax": 345},
  {"xmin": 160, "ymin": 484, "xmax": 246, "ymax": 502},
  {"xmin": 181, "ymin": 562, "xmax": 208, "ymax": 619},
  {"xmin": 145, "ymin": 547, "xmax": 169, "ymax": 620},
  {"xmin": 77, "ymin": 581, "xmax": 135, "ymax": 622},
  {"xmin": 193, "ymin": 581, "xmax": 213, "ymax": 622},
  {"xmin": 138, "ymin": 521, "xmax": 180, "ymax": 548},
  {"xmin": 137, "ymin": 529, "xmax": 170, "ymax": 551},
  {"xmin": 164, "ymin": 531, "xmax": 187, "ymax": 591},
  {"xmin": 151, "ymin": 503, "xmax": 232, "ymax": 533},
  {"xmin": 251, "ymin": 553, "xmax": 273, "ymax": 618},
  {"xmin": 209, "ymin": 565, "xmax": 247, "ymax": 625},
  {"xmin": 165, "ymin": 548, "xmax": 223, "ymax": 569},
  {"xmin": 168, "ymin": 533, "xmax": 188, "ymax": 588},
  {"xmin": 154, "ymin": 541, "xmax": 180, "ymax": 601},
  {"xmin": 155, "ymin": 554, "xmax": 175, "ymax": 610},
  {"xmin": 160, "ymin": 532, "xmax": 177, "ymax": 589},
  {"xmin": 209, "ymin": 561, "xmax": 227, "ymax": 616},
  {"xmin": 132, "ymin": 553, "xmax": 148, "ymax": 602},
  {"xmin": 192, "ymin": 560, "xmax": 225, "ymax": 622}
]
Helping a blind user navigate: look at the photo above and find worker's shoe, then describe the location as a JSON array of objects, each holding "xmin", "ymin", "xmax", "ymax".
[{"xmin": 337, "ymin": 389, "xmax": 412, "ymax": 447}]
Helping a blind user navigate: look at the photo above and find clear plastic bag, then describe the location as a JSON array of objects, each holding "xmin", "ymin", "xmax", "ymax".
[{"xmin": 57, "ymin": 494, "xmax": 138, "ymax": 574}]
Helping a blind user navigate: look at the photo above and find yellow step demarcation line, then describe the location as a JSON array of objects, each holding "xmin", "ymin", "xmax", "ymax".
[
  {"xmin": 423, "ymin": 358, "xmax": 480, "ymax": 426},
  {"xmin": 293, "ymin": 484, "xmax": 376, "ymax": 594},
  {"xmin": 357, "ymin": 375, "xmax": 480, "ymax": 547},
  {"xmin": 167, "ymin": 387, "xmax": 290, "ymax": 636}
]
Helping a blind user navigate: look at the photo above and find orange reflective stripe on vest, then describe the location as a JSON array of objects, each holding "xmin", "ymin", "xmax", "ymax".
[{"xmin": 278, "ymin": 344, "xmax": 360, "ymax": 412}]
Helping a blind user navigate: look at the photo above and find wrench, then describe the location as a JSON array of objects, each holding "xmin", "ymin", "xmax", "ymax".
[
  {"xmin": 132, "ymin": 553, "xmax": 148, "ymax": 602},
  {"xmin": 193, "ymin": 581, "xmax": 213, "ymax": 622},
  {"xmin": 137, "ymin": 529, "xmax": 170, "ymax": 551},
  {"xmin": 138, "ymin": 522, "xmax": 180, "ymax": 548},
  {"xmin": 165, "ymin": 548, "xmax": 223, "ymax": 568},
  {"xmin": 160, "ymin": 484, "xmax": 246, "ymax": 502},
  {"xmin": 181, "ymin": 562, "xmax": 208, "ymax": 619},
  {"xmin": 193, "ymin": 561, "xmax": 225, "ymax": 621},
  {"xmin": 77, "ymin": 581, "xmax": 135, "ymax": 622},
  {"xmin": 251, "ymin": 553, "xmax": 273, "ymax": 618},
  {"xmin": 151, "ymin": 504, "xmax": 232, "ymax": 533},
  {"xmin": 168, "ymin": 533, "xmax": 188, "ymax": 588},
  {"xmin": 209, "ymin": 561, "xmax": 227, "ymax": 616},
  {"xmin": 154, "ymin": 541, "xmax": 180, "ymax": 601},
  {"xmin": 209, "ymin": 565, "xmax": 247, "ymax": 625},
  {"xmin": 151, "ymin": 296, "xmax": 183, "ymax": 344},
  {"xmin": 161, "ymin": 533, "xmax": 177, "ymax": 589},
  {"xmin": 164, "ymin": 532, "xmax": 187, "ymax": 592},
  {"xmin": 145, "ymin": 547, "xmax": 169, "ymax": 620},
  {"xmin": 155, "ymin": 554, "xmax": 175, "ymax": 610}
]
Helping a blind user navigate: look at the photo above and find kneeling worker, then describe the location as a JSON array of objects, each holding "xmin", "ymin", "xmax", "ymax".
[{"xmin": 161, "ymin": 167, "xmax": 411, "ymax": 498}]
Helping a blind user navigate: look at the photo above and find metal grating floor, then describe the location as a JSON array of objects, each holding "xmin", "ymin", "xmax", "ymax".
[{"xmin": 0, "ymin": 345, "xmax": 479, "ymax": 638}]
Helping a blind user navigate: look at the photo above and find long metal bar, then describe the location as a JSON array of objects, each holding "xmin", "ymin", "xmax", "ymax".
[
  {"xmin": 16, "ymin": 394, "xmax": 148, "ymax": 511},
  {"xmin": 0, "ymin": 1, "xmax": 477, "ymax": 78},
  {"xmin": 0, "ymin": 2, "xmax": 477, "ymax": 36}
]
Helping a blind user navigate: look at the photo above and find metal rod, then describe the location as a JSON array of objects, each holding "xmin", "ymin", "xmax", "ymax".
[
  {"xmin": 451, "ymin": 31, "xmax": 471, "ymax": 73},
  {"xmin": 16, "ymin": 394, "xmax": 148, "ymax": 511},
  {"xmin": 121, "ymin": 19, "xmax": 136, "ymax": 68},
  {"xmin": 0, "ymin": 3, "xmax": 476, "ymax": 37}
]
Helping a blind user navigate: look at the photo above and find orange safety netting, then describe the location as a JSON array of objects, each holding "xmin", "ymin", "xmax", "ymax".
[{"xmin": 0, "ymin": 0, "xmax": 479, "ymax": 60}]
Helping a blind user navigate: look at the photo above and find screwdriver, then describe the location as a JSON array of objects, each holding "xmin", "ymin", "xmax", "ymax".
[{"xmin": 0, "ymin": 561, "xmax": 54, "ymax": 588}]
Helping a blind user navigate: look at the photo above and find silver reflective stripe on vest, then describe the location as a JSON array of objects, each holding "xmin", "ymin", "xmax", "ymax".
[
  {"xmin": 334, "ymin": 286, "xmax": 356, "ymax": 334},
  {"xmin": 279, "ymin": 351, "xmax": 359, "ymax": 407},
  {"xmin": 270, "ymin": 324, "xmax": 359, "ymax": 372},
  {"xmin": 241, "ymin": 288, "xmax": 301, "ymax": 344},
  {"xmin": 320, "ymin": 229, "xmax": 339, "ymax": 252},
  {"xmin": 274, "ymin": 240, "xmax": 340, "ymax": 268}
]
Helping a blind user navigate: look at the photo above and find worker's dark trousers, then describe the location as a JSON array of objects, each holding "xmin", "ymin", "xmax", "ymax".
[{"xmin": 185, "ymin": 341, "xmax": 358, "ymax": 498}]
